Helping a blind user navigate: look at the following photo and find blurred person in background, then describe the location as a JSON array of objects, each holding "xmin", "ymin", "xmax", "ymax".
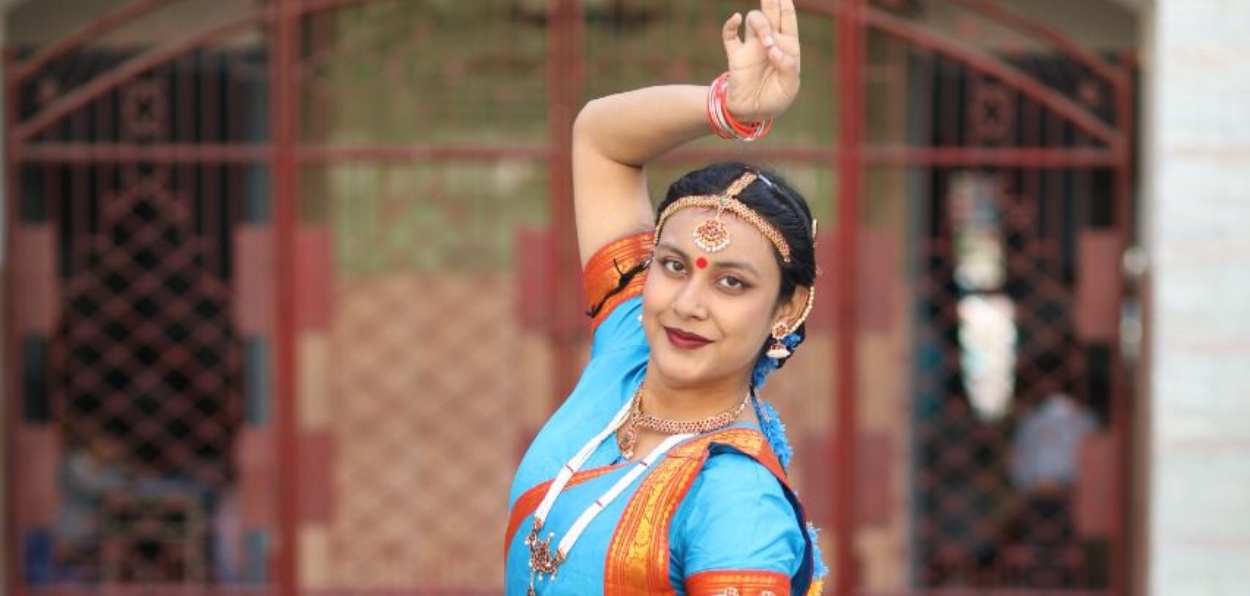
[
  {"xmin": 503, "ymin": 1, "xmax": 829, "ymax": 594},
  {"xmin": 54, "ymin": 431, "xmax": 133, "ymax": 581},
  {"xmin": 1008, "ymin": 391, "xmax": 1098, "ymax": 587}
]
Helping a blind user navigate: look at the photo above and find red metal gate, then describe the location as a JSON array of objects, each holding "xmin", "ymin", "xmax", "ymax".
[{"xmin": 5, "ymin": 0, "xmax": 1134, "ymax": 595}]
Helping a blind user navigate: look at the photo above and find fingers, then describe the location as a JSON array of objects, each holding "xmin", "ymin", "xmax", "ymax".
[
  {"xmin": 730, "ymin": 4, "xmax": 800, "ymax": 79},
  {"xmin": 745, "ymin": 10, "xmax": 775, "ymax": 50},
  {"xmin": 758, "ymin": 0, "xmax": 799, "ymax": 39},
  {"xmin": 769, "ymin": 42, "xmax": 800, "ymax": 76},
  {"xmin": 761, "ymin": 0, "xmax": 782, "ymax": 30},
  {"xmin": 721, "ymin": 12, "xmax": 744, "ymax": 53},
  {"xmin": 776, "ymin": 0, "xmax": 799, "ymax": 38},
  {"xmin": 754, "ymin": 0, "xmax": 799, "ymax": 74}
]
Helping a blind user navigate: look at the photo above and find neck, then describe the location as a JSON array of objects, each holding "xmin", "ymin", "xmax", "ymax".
[{"xmin": 640, "ymin": 366, "xmax": 752, "ymax": 421}]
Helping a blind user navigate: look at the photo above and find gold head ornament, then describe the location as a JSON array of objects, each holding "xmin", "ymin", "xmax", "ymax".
[{"xmin": 654, "ymin": 172, "xmax": 792, "ymax": 263}]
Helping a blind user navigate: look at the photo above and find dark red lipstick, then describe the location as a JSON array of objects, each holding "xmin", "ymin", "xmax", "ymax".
[{"xmin": 664, "ymin": 326, "xmax": 711, "ymax": 349}]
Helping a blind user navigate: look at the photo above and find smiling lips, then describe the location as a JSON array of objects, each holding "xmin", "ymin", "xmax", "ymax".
[{"xmin": 664, "ymin": 326, "xmax": 712, "ymax": 349}]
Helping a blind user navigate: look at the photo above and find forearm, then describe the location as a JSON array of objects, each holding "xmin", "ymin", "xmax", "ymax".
[
  {"xmin": 568, "ymin": 0, "xmax": 800, "ymax": 263},
  {"xmin": 573, "ymin": 84, "xmax": 709, "ymax": 168}
]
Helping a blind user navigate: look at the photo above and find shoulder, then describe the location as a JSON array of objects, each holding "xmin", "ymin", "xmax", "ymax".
[
  {"xmin": 669, "ymin": 433, "xmax": 806, "ymax": 579},
  {"xmin": 584, "ymin": 230, "xmax": 652, "ymax": 335},
  {"xmin": 682, "ymin": 445, "xmax": 799, "ymax": 526},
  {"xmin": 589, "ymin": 296, "xmax": 648, "ymax": 358}
]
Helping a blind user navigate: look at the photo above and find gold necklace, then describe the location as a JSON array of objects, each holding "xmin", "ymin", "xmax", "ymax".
[{"xmin": 616, "ymin": 385, "xmax": 750, "ymax": 459}]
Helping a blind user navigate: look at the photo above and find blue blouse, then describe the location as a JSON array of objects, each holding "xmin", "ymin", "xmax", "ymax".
[{"xmin": 504, "ymin": 297, "xmax": 809, "ymax": 595}]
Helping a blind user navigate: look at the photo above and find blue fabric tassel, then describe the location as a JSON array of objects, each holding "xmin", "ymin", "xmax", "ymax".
[
  {"xmin": 807, "ymin": 523, "xmax": 830, "ymax": 580},
  {"xmin": 751, "ymin": 397, "xmax": 794, "ymax": 469},
  {"xmin": 749, "ymin": 332, "xmax": 829, "ymax": 582}
]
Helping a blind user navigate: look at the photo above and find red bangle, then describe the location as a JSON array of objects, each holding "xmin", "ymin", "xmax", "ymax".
[{"xmin": 706, "ymin": 72, "xmax": 773, "ymax": 141}]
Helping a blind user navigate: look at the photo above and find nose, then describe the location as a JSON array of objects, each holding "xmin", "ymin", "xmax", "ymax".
[{"xmin": 671, "ymin": 278, "xmax": 709, "ymax": 320}]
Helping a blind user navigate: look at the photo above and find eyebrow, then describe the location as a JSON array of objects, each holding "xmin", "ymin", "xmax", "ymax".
[{"xmin": 655, "ymin": 242, "xmax": 761, "ymax": 276}]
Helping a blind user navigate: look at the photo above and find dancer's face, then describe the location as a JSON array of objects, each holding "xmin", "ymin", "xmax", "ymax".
[{"xmin": 642, "ymin": 208, "xmax": 804, "ymax": 390}]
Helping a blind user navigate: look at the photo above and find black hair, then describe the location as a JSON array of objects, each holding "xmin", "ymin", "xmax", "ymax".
[{"xmin": 588, "ymin": 162, "xmax": 818, "ymax": 365}]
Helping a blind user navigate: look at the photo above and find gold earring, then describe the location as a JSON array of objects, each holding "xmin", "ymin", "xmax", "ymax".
[{"xmin": 766, "ymin": 321, "xmax": 792, "ymax": 359}]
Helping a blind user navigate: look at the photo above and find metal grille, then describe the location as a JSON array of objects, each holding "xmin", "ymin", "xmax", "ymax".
[
  {"xmin": 52, "ymin": 161, "xmax": 241, "ymax": 578},
  {"xmin": 305, "ymin": 164, "xmax": 541, "ymax": 588},
  {"xmin": 9, "ymin": 6, "xmax": 266, "ymax": 589},
  {"xmin": 914, "ymin": 174, "xmax": 1107, "ymax": 589},
  {"xmin": 55, "ymin": 156, "xmax": 242, "ymax": 493},
  {"xmin": 899, "ymin": 24, "xmax": 1129, "ymax": 588}
]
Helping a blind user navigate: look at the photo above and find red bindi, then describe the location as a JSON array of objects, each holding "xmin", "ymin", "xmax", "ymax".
[{"xmin": 695, "ymin": 256, "xmax": 709, "ymax": 269}]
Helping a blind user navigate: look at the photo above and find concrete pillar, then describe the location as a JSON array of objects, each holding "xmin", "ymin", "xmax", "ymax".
[{"xmin": 1145, "ymin": 1, "xmax": 1250, "ymax": 594}]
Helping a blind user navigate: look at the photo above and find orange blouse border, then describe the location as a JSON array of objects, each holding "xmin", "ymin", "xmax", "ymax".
[
  {"xmin": 604, "ymin": 427, "xmax": 812, "ymax": 596},
  {"xmin": 583, "ymin": 230, "xmax": 653, "ymax": 334},
  {"xmin": 685, "ymin": 569, "xmax": 791, "ymax": 596}
]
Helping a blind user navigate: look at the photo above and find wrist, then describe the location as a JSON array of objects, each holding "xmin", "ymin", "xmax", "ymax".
[{"xmin": 706, "ymin": 73, "xmax": 773, "ymax": 141}]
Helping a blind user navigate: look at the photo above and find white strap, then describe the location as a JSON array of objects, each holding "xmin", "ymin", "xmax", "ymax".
[
  {"xmin": 533, "ymin": 398, "xmax": 634, "ymax": 525},
  {"xmin": 556, "ymin": 432, "xmax": 692, "ymax": 557}
]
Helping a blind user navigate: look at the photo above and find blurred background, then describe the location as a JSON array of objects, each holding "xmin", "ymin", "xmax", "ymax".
[{"xmin": 1, "ymin": 0, "xmax": 1246, "ymax": 595}]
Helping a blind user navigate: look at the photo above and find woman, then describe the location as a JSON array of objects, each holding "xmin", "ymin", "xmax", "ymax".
[{"xmin": 505, "ymin": 1, "xmax": 825, "ymax": 594}]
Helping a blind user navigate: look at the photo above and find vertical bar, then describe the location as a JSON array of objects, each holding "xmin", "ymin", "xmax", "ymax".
[
  {"xmin": 269, "ymin": 1, "xmax": 299, "ymax": 594},
  {"xmin": 1024, "ymin": 85, "xmax": 1041, "ymax": 234},
  {"xmin": 205, "ymin": 162, "xmax": 221, "ymax": 277},
  {"xmin": 207, "ymin": 50, "xmax": 221, "ymax": 145},
  {"xmin": 3, "ymin": 46, "xmax": 22, "ymax": 596},
  {"xmin": 940, "ymin": 56, "xmax": 958, "ymax": 148},
  {"xmin": 1110, "ymin": 55, "xmax": 1134, "ymax": 596},
  {"xmin": 834, "ymin": 1, "xmax": 864, "ymax": 594},
  {"xmin": 1044, "ymin": 79, "xmax": 1062, "ymax": 280},
  {"xmin": 903, "ymin": 44, "xmax": 932, "ymax": 586},
  {"xmin": 548, "ymin": 0, "xmax": 584, "ymax": 404},
  {"xmin": 179, "ymin": 53, "xmax": 193, "ymax": 144}
]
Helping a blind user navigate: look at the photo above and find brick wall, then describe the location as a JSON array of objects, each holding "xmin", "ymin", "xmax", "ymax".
[{"xmin": 1146, "ymin": 1, "xmax": 1250, "ymax": 594}]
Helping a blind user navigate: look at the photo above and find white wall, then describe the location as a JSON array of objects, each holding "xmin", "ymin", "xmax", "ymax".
[{"xmin": 1145, "ymin": 0, "xmax": 1250, "ymax": 594}]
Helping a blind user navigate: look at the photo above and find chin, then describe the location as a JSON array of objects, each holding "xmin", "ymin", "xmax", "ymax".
[
  {"xmin": 645, "ymin": 347, "xmax": 706, "ymax": 386},
  {"xmin": 649, "ymin": 350, "xmax": 747, "ymax": 391}
]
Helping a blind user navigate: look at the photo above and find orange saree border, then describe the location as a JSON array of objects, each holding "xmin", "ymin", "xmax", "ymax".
[
  {"xmin": 604, "ymin": 427, "xmax": 803, "ymax": 596},
  {"xmin": 584, "ymin": 230, "xmax": 653, "ymax": 334},
  {"xmin": 685, "ymin": 569, "xmax": 790, "ymax": 595},
  {"xmin": 504, "ymin": 463, "xmax": 625, "ymax": 559}
]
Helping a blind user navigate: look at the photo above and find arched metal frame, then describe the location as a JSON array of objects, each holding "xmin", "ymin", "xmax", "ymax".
[{"xmin": 3, "ymin": 0, "xmax": 1134, "ymax": 594}]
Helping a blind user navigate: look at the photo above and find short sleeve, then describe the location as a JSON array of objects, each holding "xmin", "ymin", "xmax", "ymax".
[
  {"xmin": 671, "ymin": 451, "xmax": 806, "ymax": 595},
  {"xmin": 583, "ymin": 230, "xmax": 652, "ymax": 335}
]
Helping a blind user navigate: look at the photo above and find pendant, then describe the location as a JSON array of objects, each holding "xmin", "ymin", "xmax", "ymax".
[
  {"xmin": 692, "ymin": 217, "xmax": 730, "ymax": 253},
  {"xmin": 526, "ymin": 523, "xmax": 562, "ymax": 581},
  {"xmin": 617, "ymin": 424, "xmax": 637, "ymax": 459}
]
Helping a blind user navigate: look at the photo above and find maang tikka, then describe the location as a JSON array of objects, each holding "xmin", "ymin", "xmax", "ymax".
[{"xmin": 653, "ymin": 172, "xmax": 792, "ymax": 262}]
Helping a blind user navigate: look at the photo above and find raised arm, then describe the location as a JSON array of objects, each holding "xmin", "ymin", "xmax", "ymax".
[{"xmin": 571, "ymin": 0, "xmax": 802, "ymax": 266}]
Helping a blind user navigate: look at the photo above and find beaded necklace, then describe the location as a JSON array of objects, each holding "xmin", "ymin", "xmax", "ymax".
[{"xmin": 617, "ymin": 387, "xmax": 751, "ymax": 459}]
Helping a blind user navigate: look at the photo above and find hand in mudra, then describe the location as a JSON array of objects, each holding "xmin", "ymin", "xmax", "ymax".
[{"xmin": 722, "ymin": 0, "xmax": 801, "ymax": 122}]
